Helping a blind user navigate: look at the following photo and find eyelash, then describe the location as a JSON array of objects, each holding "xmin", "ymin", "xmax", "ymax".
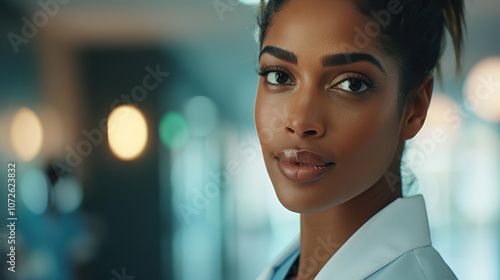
[
  {"xmin": 337, "ymin": 73, "xmax": 377, "ymax": 89},
  {"xmin": 256, "ymin": 65, "xmax": 294, "ymax": 87},
  {"xmin": 256, "ymin": 65, "xmax": 377, "ymax": 92}
]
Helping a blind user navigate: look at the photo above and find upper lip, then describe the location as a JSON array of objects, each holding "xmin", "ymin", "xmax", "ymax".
[{"xmin": 275, "ymin": 148, "xmax": 334, "ymax": 166}]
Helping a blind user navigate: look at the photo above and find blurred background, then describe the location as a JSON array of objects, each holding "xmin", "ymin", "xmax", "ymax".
[{"xmin": 0, "ymin": 0, "xmax": 498, "ymax": 279}]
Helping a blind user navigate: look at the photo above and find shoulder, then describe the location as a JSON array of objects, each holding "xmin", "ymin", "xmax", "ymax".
[{"xmin": 365, "ymin": 245, "xmax": 457, "ymax": 280}]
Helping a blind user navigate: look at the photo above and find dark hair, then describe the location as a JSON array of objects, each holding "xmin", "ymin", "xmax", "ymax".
[{"xmin": 256, "ymin": 0, "xmax": 466, "ymax": 115}]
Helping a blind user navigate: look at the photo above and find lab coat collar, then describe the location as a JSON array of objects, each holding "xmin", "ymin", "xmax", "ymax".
[
  {"xmin": 257, "ymin": 235, "xmax": 300, "ymax": 280},
  {"xmin": 316, "ymin": 194, "xmax": 431, "ymax": 279},
  {"xmin": 257, "ymin": 195, "xmax": 431, "ymax": 279}
]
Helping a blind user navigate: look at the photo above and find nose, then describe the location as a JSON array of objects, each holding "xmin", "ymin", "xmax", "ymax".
[{"xmin": 283, "ymin": 88, "xmax": 326, "ymax": 138}]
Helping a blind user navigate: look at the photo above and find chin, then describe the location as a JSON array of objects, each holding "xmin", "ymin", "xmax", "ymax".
[
  {"xmin": 272, "ymin": 181, "xmax": 351, "ymax": 214},
  {"xmin": 281, "ymin": 201, "xmax": 327, "ymax": 214}
]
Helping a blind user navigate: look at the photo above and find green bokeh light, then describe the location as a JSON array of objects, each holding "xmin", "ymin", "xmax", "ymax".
[{"xmin": 159, "ymin": 112, "xmax": 189, "ymax": 149}]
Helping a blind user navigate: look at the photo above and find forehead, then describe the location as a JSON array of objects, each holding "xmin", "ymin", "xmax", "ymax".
[{"xmin": 263, "ymin": 0, "xmax": 380, "ymax": 61}]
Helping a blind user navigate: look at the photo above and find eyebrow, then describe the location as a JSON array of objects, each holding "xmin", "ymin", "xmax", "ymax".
[
  {"xmin": 321, "ymin": 53, "xmax": 386, "ymax": 75},
  {"xmin": 259, "ymin": 45, "xmax": 386, "ymax": 76},
  {"xmin": 259, "ymin": 46, "xmax": 298, "ymax": 64}
]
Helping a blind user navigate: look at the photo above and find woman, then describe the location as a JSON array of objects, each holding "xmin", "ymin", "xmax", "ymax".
[{"xmin": 254, "ymin": 0, "xmax": 465, "ymax": 279}]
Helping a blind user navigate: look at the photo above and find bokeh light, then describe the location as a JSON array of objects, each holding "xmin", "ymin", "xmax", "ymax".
[
  {"xmin": 456, "ymin": 124, "xmax": 500, "ymax": 225},
  {"xmin": 10, "ymin": 107, "xmax": 43, "ymax": 161},
  {"xmin": 25, "ymin": 249, "xmax": 57, "ymax": 279},
  {"xmin": 420, "ymin": 92, "xmax": 462, "ymax": 141},
  {"xmin": 159, "ymin": 112, "xmax": 189, "ymax": 149},
  {"xmin": 465, "ymin": 56, "xmax": 500, "ymax": 122},
  {"xmin": 54, "ymin": 176, "xmax": 83, "ymax": 214},
  {"xmin": 108, "ymin": 105, "xmax": 148, "ymax": 161},
  {"xmin": 184, "ymin": 96, "xmax": 218, "ymax": 137},
  {"xmin": 20, "ymin": 169, "xmax": 49, "ymax": 215},
  {"xmin": 238, "ymin": 0, "xmax": 261, "ymax": 5}
]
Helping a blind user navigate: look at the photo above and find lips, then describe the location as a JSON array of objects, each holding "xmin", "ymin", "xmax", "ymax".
[{"xmin": 275, "ymin": 149, "xmax": 334, "ymax": 183}]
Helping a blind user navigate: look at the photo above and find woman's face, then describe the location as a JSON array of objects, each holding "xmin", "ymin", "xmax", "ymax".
[{"xmin": 255, "ymin": 0, "xmax": 406, "ymax": 213}]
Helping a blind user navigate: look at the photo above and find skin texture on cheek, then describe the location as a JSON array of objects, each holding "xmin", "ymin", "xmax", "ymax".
[{"xmin": 333, "ymin": 98, "xmax": 401, "ymax": 203}]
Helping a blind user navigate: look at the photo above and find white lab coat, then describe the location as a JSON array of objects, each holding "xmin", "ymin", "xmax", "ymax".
[{"xmin": 257, "ymin": 195, "xmax": 457, "ymax": 280}]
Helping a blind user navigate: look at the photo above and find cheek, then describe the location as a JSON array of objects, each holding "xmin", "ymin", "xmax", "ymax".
[
  {"xmin": 255, "ymin": 91, "xmax": 271, "ymax": 149},
  {"xmin": 336, "ymin": 102, "xmax": 400, "ymax": 183},
  {"xmin": 255, "ymin": 89, "xmax": 282, "ymax": 148}
]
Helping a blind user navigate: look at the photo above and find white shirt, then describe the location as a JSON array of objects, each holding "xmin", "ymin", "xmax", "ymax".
[{"xmin": 257, "ymin": 195, "xmax": 457, "ymax": 280}]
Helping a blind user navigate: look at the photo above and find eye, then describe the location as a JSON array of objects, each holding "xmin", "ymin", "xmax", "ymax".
[
  {"xmin": 266, "ymin": 71, "xmax": 292, "ymax": 85},
  {"xmin": 256, "ymin": 65, "xmax": 294, "ymax": 86},
  {"xmin": 332, "ymin": 73, "xmax": 376, "ymax": 93},
  {"xmin": 336, "ymin": 78, "xmax": 368, "ymax": 92}
]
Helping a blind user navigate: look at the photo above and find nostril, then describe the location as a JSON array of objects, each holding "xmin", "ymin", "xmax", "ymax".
[
  {"xmin": 286, "ymin": 127, "xmax": 319, "ymax": 136},
  {"xmin": 304, "ymin": 130, "xmax": 317, "ymax": 136}
]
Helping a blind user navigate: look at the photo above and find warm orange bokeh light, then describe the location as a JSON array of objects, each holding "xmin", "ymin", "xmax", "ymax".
[
  {"xmin": 10, "ymin": 107, "xmax": 43, "ymax": 161},
  {"xmin": 465, "ymin": 57, "xmax": 500, "ymax": 123},
  {"xmin": 108, "ymin": 105, "xmax": 148, "ymax": 161}
]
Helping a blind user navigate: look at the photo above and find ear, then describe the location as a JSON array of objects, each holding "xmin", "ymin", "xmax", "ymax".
[{"xmin": 401, "ymin": 74, "xmax": 434, "ymax": 140}]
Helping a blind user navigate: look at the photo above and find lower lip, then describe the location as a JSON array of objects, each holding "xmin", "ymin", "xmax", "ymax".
[{"xmin": 277, "ymin": 159, "xmax": 334, "ymax": 183}]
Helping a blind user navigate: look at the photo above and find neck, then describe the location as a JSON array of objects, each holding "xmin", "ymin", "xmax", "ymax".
[{"xmin": 295, "ymin": 173, "xmax": 402, "ymax": 279}]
